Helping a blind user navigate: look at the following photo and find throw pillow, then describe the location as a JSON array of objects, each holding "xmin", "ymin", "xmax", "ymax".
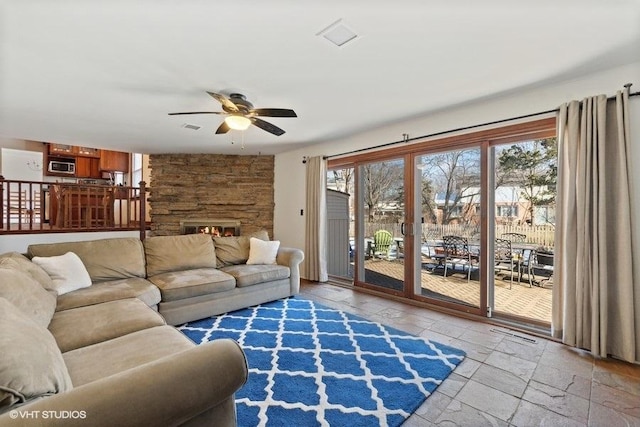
[
  {"xmin": 0, "ymin": 268, "xmax": 57, "ymax": 328},
  {"xmin": 246, "ymin": 237, "xmax": 280, "ymax": 265},
  {"xmin": 31, "ymin": 252, "xmax": 92, "ymax": 295},
  {"xmin": 0, "ymin": 297, "xmax": 73, "ymax": 412},
  {"xmin": 214, "ymin": 230, "xmax": 270, "ymax": 267}
]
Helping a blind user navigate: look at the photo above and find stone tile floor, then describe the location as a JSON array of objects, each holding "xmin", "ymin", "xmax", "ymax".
[{"xmin": 299, "ymin": 282, "xmax": 640, "ymax": 426}]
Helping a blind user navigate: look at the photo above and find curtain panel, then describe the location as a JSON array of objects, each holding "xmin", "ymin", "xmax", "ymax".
[
  {"xmin": 553, "ymin": 86, "xmax": 638, "ymax": 363},
  {"xmin": 304, "ymin": 156, "xmax": 328, "ymax": 282}
]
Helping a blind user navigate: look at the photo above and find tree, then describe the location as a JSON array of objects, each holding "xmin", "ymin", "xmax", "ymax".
[
  {"xmin": 497, "ymin": 138, "xmax": 557, "ymax": 225},
  {"xmin": 362, "ymin": 161, "xmax": 403, "ymax": 221},
  {"xmin": 420, "ymin": 150, "xmax": 481, "ymax": 224},
  {"xmin": 331, "ymin": 169, "xmax": 354, "ymax": 194}
]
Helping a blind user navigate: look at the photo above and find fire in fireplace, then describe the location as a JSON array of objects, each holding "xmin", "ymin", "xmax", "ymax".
[{"xmin": 179, "ymin": 219, "xmax": 241, "ymax": 236}]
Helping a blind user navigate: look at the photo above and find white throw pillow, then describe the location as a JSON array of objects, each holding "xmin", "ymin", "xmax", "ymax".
[
  {"xmin": 31, "ymin": 252, "xmax": 92, "ymax": 295},
  {"xmin": 246, "ymin": 237, "xmax": 280, "ymax": 265}
]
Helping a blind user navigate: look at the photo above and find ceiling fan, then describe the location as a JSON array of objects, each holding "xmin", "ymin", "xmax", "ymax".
[{"xmin": 168, "ymin": 92, "xmax": 297, "ymax": 136}]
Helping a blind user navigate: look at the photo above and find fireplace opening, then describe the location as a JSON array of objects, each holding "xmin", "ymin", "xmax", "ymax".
[{"xmin": 180, "ymin": 219, "xmax": 241, "ymax": 236}]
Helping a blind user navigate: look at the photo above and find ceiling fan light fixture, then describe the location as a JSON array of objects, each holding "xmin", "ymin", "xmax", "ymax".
[{"xmin": 224, "ymin": 115, "xmax": 251, "ymax": 131}]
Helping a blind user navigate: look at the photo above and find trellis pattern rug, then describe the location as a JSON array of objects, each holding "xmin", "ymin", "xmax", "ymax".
[{"xmin": 178, "ymin": 297, "xmax": 465, "ymax": 427}]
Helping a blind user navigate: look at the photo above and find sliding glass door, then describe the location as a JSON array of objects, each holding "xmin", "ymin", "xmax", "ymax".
[
  {"xmin": 414, "ymin": 148, "xmax": 483, "ymax": 312},
  {"xmin": 326, "ymin": 118, "xmax": 556, "ymax": 327},
  {"xmin": 356, "ymin": 157, "xmax": 407, "ymax": 295},
  {"xmin": 488, "ymin": 138, "xmax": 556, "ymax": 324}
]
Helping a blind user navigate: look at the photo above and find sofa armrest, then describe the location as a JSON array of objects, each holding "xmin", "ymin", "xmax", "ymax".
[
  {"xmin": 0, "ymin": 339, "xmax": 248, "ymax": 427},
  {"xmin": 276, "ymin": 247, "xmax": 304, "ymax": 294}
]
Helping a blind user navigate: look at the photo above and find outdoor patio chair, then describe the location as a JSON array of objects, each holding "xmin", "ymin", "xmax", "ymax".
[
  {"xmin": 370, "ymin": 229, "xmax": 393, "ymax": 260},
  {"xmin": 494, "ymin": 238, "xmax": 517, "ymax": 289},
  {"xmin": 523, "ymin": 249, "xmax": 554, "ymax": 287},
  {"xmin": 442, "ymin": 235, "xmax": 479, "ymax": 281}
]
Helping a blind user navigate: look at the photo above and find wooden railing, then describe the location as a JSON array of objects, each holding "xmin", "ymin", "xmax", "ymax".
[{"xmin": 0, "ymin": 177, "xmax": 148, "ymax": 240}]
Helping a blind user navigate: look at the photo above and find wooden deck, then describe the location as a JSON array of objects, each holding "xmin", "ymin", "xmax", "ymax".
[{"xmin": 362, "ymin": 258, "xmax": 552, "ymax": 323}]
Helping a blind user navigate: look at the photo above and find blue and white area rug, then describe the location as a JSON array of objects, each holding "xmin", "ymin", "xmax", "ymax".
[{"xmin": 178, "ymin": 297, "xmax": 465, "ymax": 427}]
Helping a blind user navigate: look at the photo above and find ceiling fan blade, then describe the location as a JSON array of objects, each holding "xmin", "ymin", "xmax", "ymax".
[
  {"xmin": 215, "ymin": 121, "xmax": 230, "ymax": 134},
  {"xmin": 207, "ymin": 91, "xmax": 239, "ymax": 112},
  {"xmin": 252, "ymin": 118, "xmax": 285, "ymax": 136},
  {"xmin": 168, "ymin": 111, "xmax": 224, "ymax": 115},
  {"xmin": 252, "ymin": 108, "xmax": 297, "ymax": 118}
]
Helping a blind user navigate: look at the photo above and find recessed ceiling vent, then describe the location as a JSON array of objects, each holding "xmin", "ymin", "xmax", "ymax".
[
  {"xmin": 317, "ymin": 19, "xmax": 359, "ymax": 47},
  {"xmin": 181, "ymin": 123, "xmax": 201, "ymax": 131}
]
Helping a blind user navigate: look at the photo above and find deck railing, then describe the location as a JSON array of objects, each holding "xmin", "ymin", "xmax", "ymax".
[{"xmin": 0, "ymin": 177, "xmax": 148, "ymax": 240}]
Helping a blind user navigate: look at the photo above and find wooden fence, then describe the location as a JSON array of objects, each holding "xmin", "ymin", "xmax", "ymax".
[{"xmin": 363, "ymin": 222, "xmax": 555, "ymax": 247}]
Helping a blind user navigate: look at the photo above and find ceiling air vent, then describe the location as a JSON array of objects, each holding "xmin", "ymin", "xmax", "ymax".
[
  {"xmin": 181, "ymin": 123, "xmax": 202, "ymax": 131},
  {"xmin": 317, "ymin": 19, "xmax": 359, "ymax": 47}
]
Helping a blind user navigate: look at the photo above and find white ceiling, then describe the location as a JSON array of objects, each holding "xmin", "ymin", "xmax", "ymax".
[{"xmin": 1, "ymin": 0, "xmax": 639, "ymax": 155}]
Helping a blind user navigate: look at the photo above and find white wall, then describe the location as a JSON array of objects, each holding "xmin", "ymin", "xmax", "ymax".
[
  {"xmin": 0, "ymin": 231, "xmax": 143, "ymax": 254},
  {"xmin": 1, "ymin": 148, "xmax": 43, "ymax": 181},
  {"xmin": 274, "ymin": 61, "xmax": 640, "ymax": 278}
]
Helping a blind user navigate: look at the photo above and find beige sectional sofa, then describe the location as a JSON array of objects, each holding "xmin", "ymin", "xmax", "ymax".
[{"xmin": 0, "ymin": 232, "xmax": 304, "ymax": 426}]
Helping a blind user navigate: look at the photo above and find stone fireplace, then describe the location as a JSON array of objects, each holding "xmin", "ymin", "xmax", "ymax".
[
  {"xmin": 180, "ymin": 219, "xmax": 241, "ymax": 236},
  {"xmin": 149, "ymin": 154, "xmax": 274, "ymax": 236}
]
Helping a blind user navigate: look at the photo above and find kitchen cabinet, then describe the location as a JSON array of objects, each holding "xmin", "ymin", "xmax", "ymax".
[
  {"xmin": 100, "ymin": 150, "xmax": 129, "ymax": 173},
  {"xmin": 75, "ymin": 157, "xmax": 101, "ymax": 178},
  {"xmin": 48, "ymin": 144, "xmax": 100, "ymax": 157},
  {"xmin": 75, "ymin": 146, "xmax": 101, "ymax": 158},
  {"xmin": 49, "ymin": 144, "xmax": 74, "ymax": 155}
]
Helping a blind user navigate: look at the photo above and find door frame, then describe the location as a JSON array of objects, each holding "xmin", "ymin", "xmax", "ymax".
[{"xmin": 327, "ymin": 117, "xmax": 556, "ymax": 321}]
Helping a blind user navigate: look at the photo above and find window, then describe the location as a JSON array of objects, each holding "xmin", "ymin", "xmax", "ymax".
[
  {"xmin": 497, "ymin": 205, "xmax": 518, "ymax": 217},
  {"xmin": 131, "ymin": 153, "xmax": 143, "ymax": 188}
]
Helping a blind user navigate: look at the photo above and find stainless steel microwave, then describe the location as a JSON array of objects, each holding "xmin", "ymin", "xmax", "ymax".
[{"xmin": 48, "ymin": 161, "xmax": 75, "ymax": 174}]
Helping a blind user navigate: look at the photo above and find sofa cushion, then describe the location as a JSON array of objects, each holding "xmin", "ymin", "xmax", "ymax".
[
  {"xmin": 220, "ymin": 264, "xmax": 290, "ymax": 288},
  {"xmin": 213, "ymin": 229, "xmax": 270, "ymax": 267},
  {"xmin": 148, "ymin": 268, "xmax": 236, "ymax": 302},
  {"xmin": 144, "ymin": 234, "xmax": 216, "ymax": 276},
  {"xmin": 0, "ymin": 268, "xmax": 57, "ymax": 328},
  {"xmin": 28, "ymin": 238, "xmax": 147, "ymax": 282},
  {"xmin": 55, "ymin": 277, "xmax": 161, "ymax": 312},
  {"xmin": 63, "ymin": 326, "xmax": 195, "ymax": 386},
  {"xmin": 246, "ymin": 237, "xmax": 280, "ymax": 265},
  {"xmin": 0, "ymin": 298, "xmax": 73, "ymax": 412},
  {"xmin": 0, "ymin": 251, "xmax": 54, "ymax": 290},
  {"xmin": 32, "ymin": 252, "xmax": 92, "ymax": 295},
  {"xmin": 49, "ymin": 298, "xmax": 166, "ymax": 353}
]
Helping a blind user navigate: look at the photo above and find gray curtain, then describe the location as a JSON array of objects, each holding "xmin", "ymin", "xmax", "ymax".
[
  {"xmin": 553, "ymin": 86, "xmax": 638, "ymax": 363},
  {"xmin": 304, "ymin": 156, "xmax": 328, "ymax": 282}
]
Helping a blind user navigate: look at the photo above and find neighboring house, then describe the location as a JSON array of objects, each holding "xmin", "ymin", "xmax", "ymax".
[{"xmin": 431, "ymin": 186, "xmax": 555, "ymax": 226}]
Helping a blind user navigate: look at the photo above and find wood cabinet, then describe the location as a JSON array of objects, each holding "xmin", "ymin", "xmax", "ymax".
[
  {"xmin": 49, "ymin": 144, "xmax": 100, "ymax": 157},
  {"xmin": 75, "ymin": 157, "xmax": 101, "ymax": 178},
  {"xmin": 100, "ymin": 150, "xmax": 129, "ymax": 173},
  {"xmin": 75, "ymin": 146, "xmax": 101, "ymax": 158},
  {"xmin": 45, "ymin": 143, "xmax": 130, "ymax": 176},
  {"xmin": 49, "ymin": 144, "xmax": 74, "ymax": 155}
]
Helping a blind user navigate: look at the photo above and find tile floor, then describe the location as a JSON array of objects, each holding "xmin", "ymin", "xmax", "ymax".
[{"xmin": 299, "ymin": 282, "xmax": 640, "ymax": 427}]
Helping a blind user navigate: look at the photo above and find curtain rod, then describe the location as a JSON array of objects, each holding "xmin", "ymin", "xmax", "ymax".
[{"xmin": 324, "ymin": 85, "xmax": 639, "ymax": 160}]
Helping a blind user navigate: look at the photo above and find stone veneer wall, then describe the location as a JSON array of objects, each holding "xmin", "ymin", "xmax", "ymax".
[{"xmin": 148, "ymin": 154, "xmax": 274, "ymax": 236}]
